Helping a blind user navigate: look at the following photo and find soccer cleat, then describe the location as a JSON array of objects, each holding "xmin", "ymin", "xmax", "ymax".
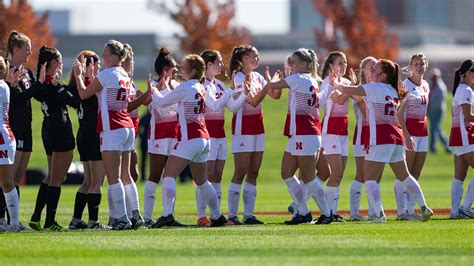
[
  {"xmin": 28, "ymin": 220, "xmax": 42, "ymax": 231},
  {"xmin": 312, "ymin": 214, "xmax": 333, "ymax": 224},
  {"xmin": 367, "ymin": 214, "xmax": 377, "ymax": 222},
  {"xmin": 210, "ymin": 215, "xmax": 227, "ymax": 227},
  {"xmin": 243, "ymin": 216, "xmax": 264, "ymax": 225},
  {"xmin": 226, "ymin": 217, "xmax": 243, "ymax": 225},
  {"xmin": 143, "ymin": 219, "xmax": 154, "ymax": 228},
  {"xmin": 88, "ymin": 222, "xmax": 107, "ymax": 230},
  {"xmin": 196, "ymin": 216, "xmax": 211, "ymax": 227},
  {"xmin": 370, "ymin": 215, "xmax": 387, "ymax": 223},
  {"xmin": 332, "ymin": 214, "xmax": 345, "ymax": 222},
  {"xmin": 284, "ymin": 213, "xmax": 312, "ymax": 225},
  {"xmin": 0, "ymin": 224, "xmax": 8, "ymax": 232},
  {"xmin": 151, "ymin": 214, "xmax": 177, "ymax": 228},
  {"xmin": 130, "ymin": 214, "xmax": 144, "ymax": 230},
  {"xmin": 68, "ymin": 219, "xmax": 89, "ymax": 230},
  {"xmin": 7, "ymin": 224, "xmax": 35, "ymax": 233},
  {"xmin": 44, "ymin": 221, "xmax": 69, "ymax": 231},
  {"xmin": 0, "ymin": 218, "xmax": 6, "ymax": 226},
  {"xmin": 449, "ymin": 213, "xmax": 467, "ymax": 220},
  {"xmin": 349, "ymin": 213, "xmax": 366, "ymax": 222},
  {"xmin": 421, "ymin": 207, "xmax": 434, "ymax": 222},
  {"xmin": 407, "ymin": 213, "xmax": 422, "ymax": 221},
  {"xmin": 110, "ymin": 215, "xmax": 132, "ymax": 230},
  {"xmin": 396, "ymin": 213, "xmax": 409, "ymax": 221},
  {"xmin": 458, "ymin": 207, "xmax": 474, "ymax": 219},
  {"xmin": 108, "ymin": 217, "xmax": 117, "ymax": 227}
]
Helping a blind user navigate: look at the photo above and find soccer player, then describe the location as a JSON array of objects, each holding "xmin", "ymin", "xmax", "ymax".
[
  {"xmin": 0, "ymin": 56, "xmax": 32, "ymax": 232},
  {"xmin": 332, "ymin": 59, "xmax": 434, "ymax": 223},
  {"xmin": 68, "ymin": 51, "xmax": 107, "ymax": 230},
  {"xmin": 225, "ymin": 45, "xmax": 280, "ymax": 225},
  {"xmin": 395, "ymin": 53, "xmax": 430, "ymax": 220},
  {"xmin": 143, "ymin": 47, "xmax": 180, "ymax": 227},
  {"xmin": 1, "ymin": 31, "xmax": 35, "ymax": 225},
  {"xmin": 148, "ymin": 54, "xmax": 227, "ymax": 228},
  {"xmin": 319, "ymin": 51, "xmax": 357, "ymax": 222},
  {"xmin": 30, "ymin": 46, "xmax": 78, "ymax": 231},
  {"xmin": 73, "ymin": 40, "xmax": 144, "ymax": 230},
  {"xmin": 194, "ymin": 49, "xmax": 247, "ymax": 226},
  {"xmin": 448, "ymin": 59, "xmax": 474, "ymax": 219}
]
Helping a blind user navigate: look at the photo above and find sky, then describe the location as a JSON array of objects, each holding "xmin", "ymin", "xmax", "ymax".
[{"xmin": 30, "ymin": 0, "xmax": 290, "ymax": 36}]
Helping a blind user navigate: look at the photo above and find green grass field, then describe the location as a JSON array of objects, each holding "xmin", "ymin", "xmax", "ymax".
[{"xmin": 1, "ymin": 81, "xmax": 473, "ymax": 265}]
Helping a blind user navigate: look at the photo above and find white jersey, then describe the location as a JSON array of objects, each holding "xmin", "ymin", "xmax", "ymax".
[
  {"xmin": 149, "ymin": 80, "xmax": 179, "ymax": 140},
  {"xmin": 231, "ymin": 71, "xmax": 267, "ymax": 135},
  {"xmin": 402, "ymin": 78, "xmax": 429, "ymax": 136},
  {"xmin": 0, "ymin": 80, "xmax": 14, "ymax": 144},
  {"xmin": 449, "ymin": 83, "xmax": 474, "ymax": 146},
  {"xmin": 352, "ymin": 97, "xmax": 368, "ymax": 145},
  {"xmin": 320, "ymin": 76, "xmax": 351, "ymax": 135},
  {"xmin": 283, "ymin": 73, "xmax": 321, "ymax": 136},
  {"xmin": 96, "ymin": 66, "xmax": 133, "ymax": 132},
  {"xmin": 152, "ymin": 79, "xmax": 209, "ymax": 141},
  {"xmin": 363, "ymin": 83, "xmax": 404, "ymax": 146}
]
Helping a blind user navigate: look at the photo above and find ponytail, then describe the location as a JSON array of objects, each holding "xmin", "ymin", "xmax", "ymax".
[
  {"xmin": 453, "ymin": 59, "xmax": 474, "ymax": 96},
  {"xmin": 5, "ymin": 30, "xmax": 30, "ymax": 60},
  {"xmin": 36, "ymin": 45, "xmax": 61, "ymax": 81},
  {"xmin": 228, "ymin": 45, "xmax": 254, "ymax": 77},
  {"xmin": 154, "ymin": 47, "xmax": 176, "ymax": 77},
  {"xmin": 0, "ymin": 56, "xmax": 9, "ymax": 80}
]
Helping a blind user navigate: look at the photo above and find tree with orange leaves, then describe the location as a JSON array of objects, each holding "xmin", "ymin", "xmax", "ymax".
[
  {"xmin": 0, "ymin": 0, "xmax": 56, "ymax": 69},
  {"xmin": 148, "ymin": 0, "xmax": 251, "ymax": 76},
  {"xmin": 313, "ymin": 0, "xmax": 398, "ymax": 70}
]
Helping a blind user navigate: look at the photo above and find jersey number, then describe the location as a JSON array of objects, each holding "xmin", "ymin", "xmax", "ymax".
[
  {"xmin": 384, "ymin": 95, "xmax": 399, "ymax": 116},
  {"xmin": 194, "ymin": 93, "xmax": 206, "ymax": 114},
  {"xmin": 420, "ymin": 95, "xmax": 427, "ymax": 105},
  {"xmin": 116, "ymin": 80, "xmax": 130, "ymax": 101},
  {"xmin": 307, "ymin": 86, "xmax": 319, "ymax": 108}
]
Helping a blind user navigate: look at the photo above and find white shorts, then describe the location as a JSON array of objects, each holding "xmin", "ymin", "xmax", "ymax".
[
  {"xmin": 406, "ymin": 136, "xmax": 429, "ymax": 152},
  {"xmin": 353, "ymin": 144, "xmax": 365, "ymax": 157},
  {"xmin": 231, "ymin": 134, "xmax": 265, "ymax": 153},
  {"xmin": 100, "ymin": 128, "xmax": 135, "ymax": 152},
  {"xmin": 452, "ymin": 144, "xmax": 474, "ymax": 156},
  {"xmin": 365, "ymin": 144, "xmax": 405, "ymax": 163},
  {"xmin": 321, "ymin": 134, "xmax": 348, "ymax": 156},
  {"xmin": 0, "ymin": 139, "xmax": 16, "ymax": 165},
  {"xmin": 285, "ymin": 135, "xmax": 321, "ymax": 156},
  {"xmin": 148, "ymin": 138, "xmax": 177, "ymax": 156},
  {"xmin": 209, "ymin": 137, "xmax": 227, "ymax": 161},
  {"xmin": 170, "ymin": 138, "xmax": 210, "ymax": 163}
]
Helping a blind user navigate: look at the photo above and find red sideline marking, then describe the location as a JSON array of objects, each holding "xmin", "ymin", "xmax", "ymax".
[{"xmin": 183, "ymin": 208, "xmax": 451, "ymax": 216}]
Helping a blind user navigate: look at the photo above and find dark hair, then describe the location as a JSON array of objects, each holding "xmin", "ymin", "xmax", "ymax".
[
  {"xmin": 320, "ymin": 51, "xmax": 345, "ymax": 79},
  {"xmin": 154, "ymin": 47, "xmax": 176, "ymax": 77},
  {"xmin": 200, "ymin": 49, "xmax": 220, "ymax": 66},
  {"xmin": 183, "ymin": 54, "xmax": 206, "ymax": 83},
  {"xmin": 105, "ymin": 39, "xmax": 128, "ymax": 62},
  {"xmin": 228, "ymin": 45, "xmax": 255, "ymax": 76},
  {"xmin": 292, "ymin": 48, "xmax": 320, "ymax": 80},
  {"xmin": 379, "ymin": 59, "xmax": 405, "ymax": 100},
  {"xmin": 0, "ymin": 56, "xmax": 9, "ymax": 80},
  {"xmin": 36, "ymin": 45, "xmax": 61, "ymax": 81},
  {"xmin": 5, "ymin": 30, "xmax": 30, "ymax": 59},
  {"xmin": 68, "ymin": 50, "xmax": 99, "ymax": 87},
  {"xmin": 453, "ymin": 59, "xmax": 474, "ymax": 96}
]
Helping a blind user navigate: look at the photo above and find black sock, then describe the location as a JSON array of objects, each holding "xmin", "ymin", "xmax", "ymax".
[
  {"xmin": 31, "ymin": 183, "xmax": 49, "ymax": 222},
  {"xmin": 73, "ymin": 192, "xmax": 88, "ymax": 220},
  {"xmin": 87, "ymin": 193, "xmax": 102, "ymax": 222},
  {"xmin": 0, "ymin": 188, "xmax": 5, "ymax": 220},
  {"xmin": 45, "ymin": 186, "xmax": 61, "ymax": 227}
]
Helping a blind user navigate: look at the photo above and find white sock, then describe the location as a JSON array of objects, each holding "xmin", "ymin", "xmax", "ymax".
[
  {"xmin": 307, "ymin": 178, "xmax": 330, "ymax": 216},
  {"xmin": 195, "ymin": 186, "xmax": 207, "ymax": 218},
  {"xmin": 124, "ymin": 183, "xmax": 140, "ymax": 216},
  {"xmin": 365, "ymin": 180, "xmax": 384, "ymax": 217},
  {"xmin": 210, "ymin": 182, "xmax": 222, "ymax": 204},
  {"xmin": 143, "ymin": 181, "xmax": 157, "ymax": 221},
  {"xmin": 198, "ymin": 181, "xmax": 220, "ymax": 220},
  {"xmin": 405, "ymin": 189, "xmax": 416, "ymax": 215},
  {"xmin": 110, "ymin": 183, "xmax": 127, "ymax": 219},
  {"xmin": 462, "ymin": 178, "xmax": 474, "ymax": 209},
  {"xmin": 451, "ymin": 178, "xmax": 464, "ymax": 215},
  {"xmin": 295, "ymin": 178, "xmax": 310, "ymax": 214},
  {"xmin": 301, "ymin": 177, "xmax": 309, "ymax": 201},
  {"xmin": 284, "ymin": 176, "xmax": 309, "ymax": 215},
  {"xmin": 394, "ymin": 179, "xmax": 407, "ymax": 215},
  {"xmin": 242, "ymin": 182, "xmax": 256, "ymax": 217},
  {"xmin": 161, "ymin": 177, "xmax": 176, "ymax": 217},
  {"xmin": 107, "ymin": 186, "xmax": 117, "ymax": 219},
  {"xmin": 402, "ymin": 175, "xmax": 427, "ymax": 209},
  {"xmin": 227, "ymin": 182, "xmax": 241, "ymax": 218},
  {"xmin": 350, "ymin": 180, "xmax": 364, "ymax": 216},
  {"xmin": 367, "ymin": 196, "xmax": 376, "ymax": 217},
  {"xmin": 325, "ymin": 186, "xmax": 339, "ymax": 215},
  {"xmin": 4, "ymin": 188, "xmax": 19, "ymax": 225}
]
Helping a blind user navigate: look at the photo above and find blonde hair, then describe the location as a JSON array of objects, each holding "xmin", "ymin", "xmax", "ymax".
[
  {"xmin": 105, "ymin": 40, "xmax": 128, "ymax": 62},
  {"xmin": 184, "ymin": 54, "xmax": 206, "ymax": 83},
  {"xmin": 359, "ymin": 56, "xmax": 377, "ymax": 84},
  {"xmin": 0, "ymin": 56, "xmax": 9, "ymax": 80}
]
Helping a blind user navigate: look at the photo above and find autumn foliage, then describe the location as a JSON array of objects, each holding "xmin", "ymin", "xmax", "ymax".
[
  {"xmin": 148, "ymin": 0, "xmax": 251, "ymax": 78},
  {"xmin": 313, "ymin": 0, "xmax": 398, "ymax": 69},
  {"xmin": 0, "ymin": 0, "xmax": 56, "ymax": 69}
]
